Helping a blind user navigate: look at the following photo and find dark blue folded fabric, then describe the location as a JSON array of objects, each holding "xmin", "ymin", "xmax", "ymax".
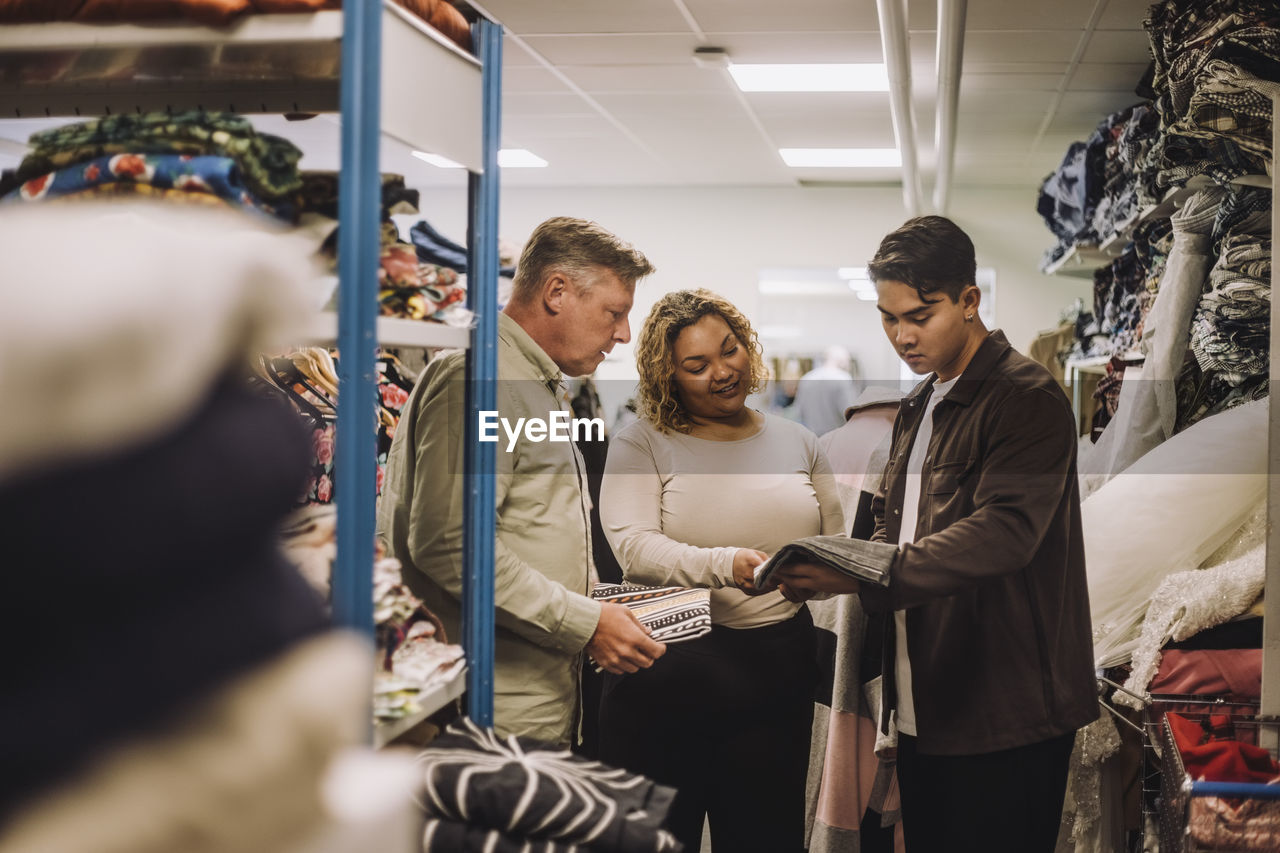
[{"xmin": 410, "ymin": 219, "xmax": 516, "ymax": 278}]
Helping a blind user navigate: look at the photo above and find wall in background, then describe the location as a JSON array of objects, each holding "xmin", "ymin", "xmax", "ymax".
[{"xmin": 416, "ymin": 184, "xmax": 1089, "ymax": 393}]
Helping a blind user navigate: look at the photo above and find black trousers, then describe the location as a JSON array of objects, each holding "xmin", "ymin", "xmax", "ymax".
[
  {"xmin": 895, "ymin": 731, "xmax": 1075, "ymax": 853},
  {"xmin": 599, "ymin": 609, "xmax": 817, "ymax": 853}
]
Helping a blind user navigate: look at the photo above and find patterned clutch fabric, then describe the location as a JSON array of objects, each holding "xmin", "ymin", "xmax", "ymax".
[{"xmin": 589, "ymin": 583, "xmax": 712, "ymax": 645}]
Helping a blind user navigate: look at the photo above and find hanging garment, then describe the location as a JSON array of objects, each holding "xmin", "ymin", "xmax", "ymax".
[
  {"xmin": 1079, "ymin": 186, "xmax": 1221, "ymax": 486},
  {"xmin": 807, "ymin": 390, "xmax": 905, "ymax": 853}
]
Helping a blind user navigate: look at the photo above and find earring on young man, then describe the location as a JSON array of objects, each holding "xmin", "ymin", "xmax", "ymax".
[{"xmin": 965, "ymin": 314, "xmax": 974, "ymax": 322}]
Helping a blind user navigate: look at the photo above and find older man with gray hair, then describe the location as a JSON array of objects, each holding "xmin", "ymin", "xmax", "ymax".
[{"xmin": 379, "ymin": 216, "xmax": 665, "ymax": 746}]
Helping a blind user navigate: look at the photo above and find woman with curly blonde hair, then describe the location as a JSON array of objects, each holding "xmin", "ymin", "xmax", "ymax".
[{"xmin": 598, "ymin": 288, "xmax": 844, "ymax": 853}]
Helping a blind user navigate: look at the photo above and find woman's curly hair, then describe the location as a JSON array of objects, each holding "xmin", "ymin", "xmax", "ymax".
[{"xmin": 634, "ymin": 289, "xmax": 767, "ymax": 434}]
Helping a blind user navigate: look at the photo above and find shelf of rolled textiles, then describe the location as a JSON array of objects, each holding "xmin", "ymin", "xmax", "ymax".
[
  {"xmin": 374, "ymin": 664, "xmax": 468, "ymax": 749},
  {"xmin": 1049, "ymin": 174, "xmax": 1272, "ymax": 275},
  {"xmin": 0, "ymin": 1, "xmax": 482, "ymax": 172},
  {"xmin": 303, "ymin": 312, "xmax": 472, "ymax": 350}
]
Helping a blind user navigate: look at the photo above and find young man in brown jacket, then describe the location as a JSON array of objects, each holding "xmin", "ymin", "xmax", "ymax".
[{"xmin": 774, "ymin": 216, "xmax": 1096, "ymax": 852}]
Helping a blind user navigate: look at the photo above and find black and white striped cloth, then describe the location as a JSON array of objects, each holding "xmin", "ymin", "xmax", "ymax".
[
  {"xmin": 589, "ymin": 584, "xmax": 712, "ymax": 645},
  {"xmin": 416, "ymin": 718, "xmax": 681, "ymax": 852}
]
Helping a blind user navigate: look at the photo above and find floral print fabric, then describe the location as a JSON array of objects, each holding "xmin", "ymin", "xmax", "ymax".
[
  {"xmin": 0, "ymin": 152, "xmax": 294, "ymax": 221},
  {"xmin": 1, "ymin": 110, "xmax": 303, "ymax": 203}
]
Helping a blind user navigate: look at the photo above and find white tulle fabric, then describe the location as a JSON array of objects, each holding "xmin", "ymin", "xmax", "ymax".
[
  {"xmin": 1115, "ymin": 502, "xmax": 1266, "ymax": 709},
  {"xmin": 1086, "ymin": 399, "xmax": 1267, "ymax": 668}
]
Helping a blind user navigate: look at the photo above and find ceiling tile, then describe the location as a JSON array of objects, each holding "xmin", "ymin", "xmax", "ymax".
[
  {"xmin": 472, "ymin": 0, "xmax": 690, "ymax": 34},
  {"xmin": 520, "ymin": 33, "xmax": 701, "ymax": 66},
  {"xmin": 1095, "ymin": 0, "xmax": 1157, "ymax": 31},
  {"xmin": 502, "ymin": 113, "xmax": 619, "ymax": 141},
  {"xmin": 961, "ymin": 72, "xmax": 1065, "ymax": 92},
  {"xmin": 702, "ymin": 30, "xmax": 885, "ymax": 64},
  {"xmin": 592, "ymin": 90, "xmax": 744, "ymax": 121},
  {"xmin": 1057, "ymin": 90, "xmax": 1145, "ymax": 117},
  {"xmin": 561, "ymin": 64, "xmax": 727, "ymax": 94},
  {"xmin": 502, "ymin": 64, "xmax": 567, "ymax": 94},
  {"xmin": 747, "ymin": 91, "xmax": 892, "ymax": 119},
  {"xmin": 685, "ymin": 0, "xmax": 878, "ymax": 33},
  {"xmin": 951, "ymin": 6, "xmax": 1097, "ymax": 30},
  {"xmin": 503, "ymin": 91, "xmax": 599, "ymax": 117},
  {"xmin": 1082, "ymin": 29, "xmax": 1153, "ymax": 63},
  {"xmin": 1068, "ymin": 62, "xmax": 1149, "ymax": 91},
  {"xmin": 964, "ymin": 31, "xmax": 1084, "ymax": 64},
  {"xmin": 958, "ymin": 89, "xmax": 1062, "ymax": 114}
]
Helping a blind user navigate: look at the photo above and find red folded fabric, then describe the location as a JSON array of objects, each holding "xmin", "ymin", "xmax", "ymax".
[
  {"xmin": 1167, "ymin": 712, "xmax": 1280, "ymax": 785},
  {"xmin": 1151, "ymin": 648, "xmax": 1263, "ymax": 699}
]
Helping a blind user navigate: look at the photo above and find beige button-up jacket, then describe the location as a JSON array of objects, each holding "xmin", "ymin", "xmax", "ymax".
[{"xmin": 378, "ymin": 313, "xmax": 601, "ymax": 745}]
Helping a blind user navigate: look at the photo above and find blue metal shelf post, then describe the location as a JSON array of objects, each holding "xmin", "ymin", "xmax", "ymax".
[
  {"xmin": 333, "ymin": 0, "xmax": 381, "ymax": 640},
  {"xmin": 462, "ymin": 16, "xmax": 502, "ymax": 726}
]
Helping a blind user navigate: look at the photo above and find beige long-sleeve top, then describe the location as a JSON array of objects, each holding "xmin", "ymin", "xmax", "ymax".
[
  {"xmin": 600, "ymin": 413, "xmax": 845, "ymax": 629},
  {"xmin": 377, "ymin": 313, "xmax": 600, "ymax": 746}
]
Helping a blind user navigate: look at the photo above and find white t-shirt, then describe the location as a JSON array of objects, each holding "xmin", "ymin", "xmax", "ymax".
[
  {"xmin": 600, "ymin": 412, "xmax": 846, "ymax": 629},
  {"xmin": 894, "ymin": 374, "xmax": 960, "ymax": 736}
]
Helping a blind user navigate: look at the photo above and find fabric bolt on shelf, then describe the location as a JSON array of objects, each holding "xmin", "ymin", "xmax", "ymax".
[
  {"xmin": 1079, "ymin": 186, "xmax": 1222, "ymax": 490},
  {"xmin": 0, "ymin": 152, "xmax": 297, "ymax": 221},
  {"xmin": 416, "ymin": 718, "xmax": 682, "ymax": 852},
  {"xmin": 3, "ymin": 111, "xmax": 304, "ymax": 202},
  {"xmin": 752, "ymin": 535, "xmax": 897, "ymax": 593}
]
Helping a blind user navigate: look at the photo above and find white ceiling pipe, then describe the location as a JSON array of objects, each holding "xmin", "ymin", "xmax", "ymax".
[
  {"xmin": 933, "ymin": 0, "xmax": 967, "ymax": 215},
  {"xmin": 875, "ymin": 0, "xmax": 922, "ymax": 216}
]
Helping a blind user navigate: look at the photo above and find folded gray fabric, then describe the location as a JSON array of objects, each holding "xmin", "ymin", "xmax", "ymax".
[{"xmin": 752, "ymin": 535, "xmax": 898, "ymax": 592}]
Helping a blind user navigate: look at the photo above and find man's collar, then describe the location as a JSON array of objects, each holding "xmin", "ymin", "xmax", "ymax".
[
  {"xmin": 900, "ymin": 329, "xmax": 1011, "ymax": 409},
  {"xmin": 498, "ymin": 313, "xmax": 564, "ymax": 389}
]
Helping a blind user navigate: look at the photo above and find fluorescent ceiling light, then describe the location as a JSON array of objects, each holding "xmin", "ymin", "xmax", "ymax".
[
  {"xmin": 837, "ymin": 266, "xmax": 869, "ymax": 280},
  {"xmin": 728, "ymin": 63, "xmax": 889, "ymax": 92},
  {"xmin": 412, "ymin": 150, "xmax": 463, "ymax": 169},
  {"xmin": 498, "ymin": 148, "xmax": 548, "ymax": 168},
  {"xmin": 780, "ymin": 148, "xmax": 901, "ymax": 168},
  {"xmin": 413, "ymin": 149, "xmax": 549, "ymax": 169},
  {"xmin": 855, "ymin": 291, "xmax": 879, "ymax": 301}
]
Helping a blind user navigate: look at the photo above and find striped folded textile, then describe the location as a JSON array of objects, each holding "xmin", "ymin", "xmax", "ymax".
[{"xmin": 589, "ymin": 583, "xmax": 712, "ymax": 646}]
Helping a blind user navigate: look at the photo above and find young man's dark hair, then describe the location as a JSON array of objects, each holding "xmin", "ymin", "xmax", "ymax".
[{"xmin": 866, "ymin": 214, "xmax": 978, "ymax": 302}]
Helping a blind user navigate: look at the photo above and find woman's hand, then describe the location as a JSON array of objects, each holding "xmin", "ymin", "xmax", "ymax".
[{"xmin": 731, "ymin": 548, "xmax": 770, "ymax": 591}]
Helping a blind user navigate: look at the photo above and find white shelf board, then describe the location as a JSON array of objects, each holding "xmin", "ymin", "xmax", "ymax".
[
  {"xmin": 303, "ymin": 313, "xmax": 471, "ymax": 349},
  {"xmin": 1043, "ymin": 244, "xmax": 1113, "ymax": 278},
  {"xmin": 374, "ymin": 662, "xmax": 466, "ymax": 749},
  {"xmin": 0, "ymin": 1, "xmax": 482, "ymax": 171}
]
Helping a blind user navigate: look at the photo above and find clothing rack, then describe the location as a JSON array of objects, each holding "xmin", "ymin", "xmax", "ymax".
[{"xmin": 0, "ymin": 0, "xmax": 503, "ymax": 734}]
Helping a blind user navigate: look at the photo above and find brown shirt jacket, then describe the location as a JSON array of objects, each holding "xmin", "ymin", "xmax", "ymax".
[{"xmin": 861, "ymin": 330, "xmax": 1097, "ymax": 756}]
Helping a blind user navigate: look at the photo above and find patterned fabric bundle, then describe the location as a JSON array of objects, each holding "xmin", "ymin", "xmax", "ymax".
[
  {"xmin": 1191, "ymin": 234, "xmax": 1271, "ymax": 386},
  {"xmin": 3, "ymin": 111, "xmax": 304, "ymax": 202},
  {"xmin": 0, "ymin": 152, "xmax": 294, "ymax": 221},
  {"xmin": 589, "ymin": 583, "xmax": 711, "ymax": 645},
  {"xmin": 416, "ymin": 718, "xmax": 682, "ymax": 853}
]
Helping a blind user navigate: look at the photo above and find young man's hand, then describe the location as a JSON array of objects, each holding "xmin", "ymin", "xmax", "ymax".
[{"xmin": 773, "ymin": 562, "xmax": 863, "ymax": 596}]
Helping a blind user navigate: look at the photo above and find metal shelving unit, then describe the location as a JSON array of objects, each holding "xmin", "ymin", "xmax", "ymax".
[{"xmin": 0, "ymin": 0, "xmax": 500, "ymax": 732}]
